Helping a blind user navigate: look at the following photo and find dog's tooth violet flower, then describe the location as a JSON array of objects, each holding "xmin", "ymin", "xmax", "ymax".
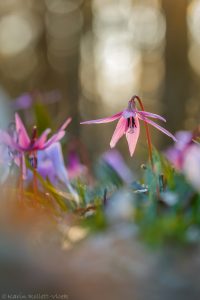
[
  {"xmin": 0, "ymin": 113, "xmax": 71, "ymax": 176},
  {"xmin": 0, "ymin": 113, "xmax": 71, "ymax": 157},
  {"xmin": 165, "ymin": 131, "xmax": 193, "ymax": 170},
  {"xmin": 81, "ymin": 96, "xmax": 176, "ymax": 156},
  {"xmin": 14, "ymin": 113, "xmax": 71, "ymax": 152},
  {"xmin": 0, "ymin": 113, "xmax": 72, "ymax": 201}
]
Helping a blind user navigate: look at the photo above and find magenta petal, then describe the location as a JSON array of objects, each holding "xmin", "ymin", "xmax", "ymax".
[
  {"xmin": 40, "ymin": 117, "xmax": 71, "ymax": 150},
  {"xmin": 59, "ymin": 117, "xmax": 72, "ymax": 131},
  {"xmin": 125, "ymin": 117, "xmax": 140, "ymax": 156},
  {"xmin": 137, "ymin": 111, "xmax": 166, "ymax": 122},
  {"xmin": 138, "ymin": 115, "xmax": 177, "ymax": 142},
  {"xmin": 34, "ymin": 128, "xmax": 51, "ymax": 149},
  {"xmin": 15, "ymin": 113, "xmax": 30, "ymax": 148},
  {"xmin": 110, "ymin": 117, "xmax": 127, "ymax": 148},
  {"xmin": 42, "ymin": 131, "xmax": 65, "ymax": 149},
  {"xmin": 81, "ymin": 112, "xmax": 122, "ymax": 124}
]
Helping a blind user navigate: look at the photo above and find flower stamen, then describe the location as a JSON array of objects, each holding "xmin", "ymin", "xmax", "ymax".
[
  {"xmin": 30, "ymin": 126, "xmax": 37, "ymax": 146},
  {"xmin": 127, "ymin": 117, "xmax": 137, "ymax": 133}
]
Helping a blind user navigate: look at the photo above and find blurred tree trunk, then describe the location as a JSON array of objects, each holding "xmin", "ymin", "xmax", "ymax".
[
  {"xmin": 63, "ymin": 0, "xmax": 93, "ymax": 137},
  {"xmin": 161, "ymin": 0, "xmax": 190, "ymax": 144}
]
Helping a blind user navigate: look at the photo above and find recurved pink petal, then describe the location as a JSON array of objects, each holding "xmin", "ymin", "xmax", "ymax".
[
  {"xmin": 138, "ymin": 115, "xmax": 177, "ymax": 142},
  {"xmin": 125, "ymin": 116, "xmax": 140, "ymax": 156},
  {"xmin": 137, "ymin": 111, "xmax": 166, "ymax": 122},
  {"xmin": 40, "ymin": 117, "xmax": 71, "ymax": 150},
  {"xmin": 15, "ymin": 113, "xmax": 30, "ymax": 148},
  {"xmin": 110, "ymin": 116, "xmax": 127, "ymax": 148},
  {"xmin": 59, "ymin": 117, "xmax": 72, "ymax": 131},
  {"xmin": 81, "ymin": 112, "xmax": 122, "ymax": 124},
  {"xmin": 42, "ymin": 130, "xmax": 65, "ymax": 150},
  {"xmin": 34, "ymin": 128, "xmax": 51, "ymax": 149}
]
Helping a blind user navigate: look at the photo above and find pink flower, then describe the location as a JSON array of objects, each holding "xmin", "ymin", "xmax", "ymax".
[
  {"xmin": 0, "ymin": 113, "xmax": 71, "ymax": 177},
  {"xmin": 165, "ymin": 127, "xmax": 200, "ymax": 171},
  {"xmin": 67, "ymin": 149, "xmax": 87, "ymax": 180},
  {"xmin": 165, "ymin": 131, "xmax": 193, "ymax": 170},
  {"xmin": 183, "ymin": 144, "xmax": 200, "ymax": 192},
  {"xmin": 81, "ymin": 98, "xmax": 176, "ymax": 156},
  {"xmin": 1, "ymin": 113, "xmax": 71, "ymax": 152}
]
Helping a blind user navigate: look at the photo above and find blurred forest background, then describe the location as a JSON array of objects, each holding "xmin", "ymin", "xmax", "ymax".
[{"xmin": 0, "ymin": 0, "xmax": 199, "ymax": 165}]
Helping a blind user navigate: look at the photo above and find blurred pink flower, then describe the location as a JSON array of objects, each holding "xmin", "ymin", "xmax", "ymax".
[
  {"xmin": 0, "ymin": 113, "xmax": 71, "ymax": 153},
  {"xmin": 0, "ymin": 113, "xmax": 71, "ymax": 177},
  {"xmin": 183, "ymin": 144, "xmax": 200, "ymax": 192},
  {"xmin": 165, "ymin": 131, "xmax": 193, "ymax": 170},
  {"xmin": 67, "ymin": 150, "xmax": 87, "ymax": 180},
  {"xmin": 165, "ymin": 129, "xmax": 200, "ymax": 192},
  {"xmin": 81, "ymin": 99, "xmax": 176, "ymax": 156}
]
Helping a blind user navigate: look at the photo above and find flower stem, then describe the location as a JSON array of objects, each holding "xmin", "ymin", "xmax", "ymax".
[
  {"xmin": 132, "ymin": 95, "xmax": 154, "ymax": 169},
  {"xmin": 19, "ymin": 154, "xmax": 24, "ymax": 203},
  {"xmin": 33, "ymin": 151, "xmax": 38, "ymax": 202}
]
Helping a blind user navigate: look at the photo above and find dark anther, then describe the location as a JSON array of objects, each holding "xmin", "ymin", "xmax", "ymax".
[
  {"xmin": 127, "ymin": 117, "xmax": 136, "ymax": 128},
  {"xmin": 29, "ymin": 156, "xmax": 38, "ymax": 169},
  {"xmin": 132, "ymin": 117, "xmax": 136, "ymax": 128}
]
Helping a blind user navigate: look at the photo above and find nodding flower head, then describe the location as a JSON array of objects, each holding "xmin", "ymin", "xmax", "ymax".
[{"xmin": 81, "ymin": 96, "xmax": 177, "ymax": 156}]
